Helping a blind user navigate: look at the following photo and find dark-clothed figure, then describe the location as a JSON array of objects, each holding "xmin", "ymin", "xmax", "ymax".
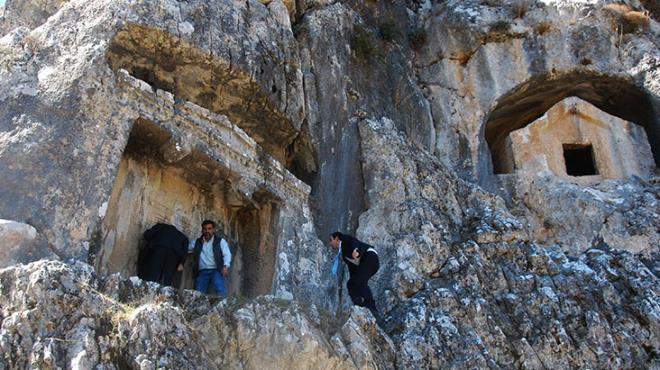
[
  {"xmin": 329, "ymin": 231, "xmax": 380, "ymax": 314},
  {"xmin": 140, "ymin": 222, "xmax": 188, "ymax": 287},
  {"xmin": 189, "ymin": 220, "xmax": 232, "ymax": 297}
]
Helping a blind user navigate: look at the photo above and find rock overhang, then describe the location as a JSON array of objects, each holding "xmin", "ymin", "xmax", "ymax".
[
  {"xmin": 495, "ymin": 95, "xmax": 656, "ymax": 182},
  {"xmin": 414, "ymin": 0, "xmax": 659, "ymax": 185},
  {"xmin": 0, "ymin": 0, "xmax": 320, "ymax": 265},
  {"xmin": 113, "ymin": 68, "xmax": 311, "ymax": 204},
  {"xmin": 106, "ymin": 22, "xmax": 305, "ymax": 166},
  {"xmin": 88, "ymin": 65, "xmax": 318, "ymax": 299},
  {"xmin": 485, "ymin": 72, "xmax": 660, "ymax": 176}
]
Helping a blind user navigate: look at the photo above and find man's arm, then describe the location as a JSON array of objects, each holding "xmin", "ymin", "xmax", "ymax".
[
  {"xmin": 352, "ymin": 239, "xmax": 371, "ymax": 259},
  {"xmin": 220, "ymin": 239, "xmax": 231, "ymax": 277},
  {"xmin": 220, "ymin": 239, "xmax": 231, "ymax": 267}
]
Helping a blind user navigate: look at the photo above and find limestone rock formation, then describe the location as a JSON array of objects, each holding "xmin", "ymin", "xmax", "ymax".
[
  {"xmin": 414, "ymin": 0, "xmax": 660, "ymax": 182},
  {"xmin": 0, "ymin": 219, "xmax": 42, "ymax": 268},
  {"xmin": 357, "ymin": 117, "xmax": 525, "ymax": 304},
  {"xmin": 0, "ymin": 260, "xmax": 392, "ymax": 369},
  {"xmin": 0, "ymin": 0, "xmax": 65, "ymax": 35},
  {"xmin": 0, "ymin": 237, "xmax": 657, "ymax": 368},
  {"xmin": 358, "ymin": 117, "xmax": 658, "ymax": 368},
  {"xmin": 506, "ymin": 97, "xmax": 655, "ymax": 181},
  {"xmin": 286, "ymin": 1, "xmax": 439, "ymax": 238},
  {"xmin": 510, "ymin": 172, "xmax": 660, "ymax": 257},
  {"xmin": 0, "ymin": 0, "xmax": 308, "ymax": 261},
  {"xmin": 383, "ymin": 243, "xmax": 659, "ymax": 369},
  {"xmin": 0, "ymin": 0, "xmax": 658, "ymax": 368}
]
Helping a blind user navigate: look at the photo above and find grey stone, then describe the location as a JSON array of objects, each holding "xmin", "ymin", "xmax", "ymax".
[
  {"xmin": 0, "ymin": 261, "xmax": 391, "ymax": 369},
  {"xmin": 0, "ymin": 219, "xmax": 45, "ymax": 267},
  {"xmin": 0, "ymin": 0, "xmax": 658, "ymax": 368}
]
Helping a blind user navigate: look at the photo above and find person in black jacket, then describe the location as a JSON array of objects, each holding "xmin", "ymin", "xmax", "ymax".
[
  {"xmin": 329, "ymin": 231, "xmax": 380, "ymax": 314},
  {"xmin": 188, "ymin": 220, "xmax": 232, "ymax": 296},
  {"xmin": 140, "ymin": 222, "xmax": 188, "ymax": 287}
]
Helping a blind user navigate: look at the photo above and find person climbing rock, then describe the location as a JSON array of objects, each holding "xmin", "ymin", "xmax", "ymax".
[
  {"xmin": 139, "ymin": 222, "xmax": 189, "ymax": 287},
  {"xmin": 189, "ymin": 220, "xmax": 232, "ymax": 297},
  {"xmin": 329, "ymin": 231, "xmax": 380, "ymax": 315}
]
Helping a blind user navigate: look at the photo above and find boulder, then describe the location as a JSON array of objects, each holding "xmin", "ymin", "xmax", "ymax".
[{"xmin": 0, "ymin": 219, "xmax": 41, "ymax": 267}]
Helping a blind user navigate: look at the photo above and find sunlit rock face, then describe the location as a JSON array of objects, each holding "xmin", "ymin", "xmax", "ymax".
[
  {"xmin": 496, "ymin": 97, "xmax": 659, "ymax": 258},
  {"xmin": 0, "ymin": 0, "xmax": 308, "ymax": 260},
  {"xmin": 0, "ymin": 0, "xmax": 329, "ymax": 308},
  {"xmin": 0, "ymin": 260, "xmax": 394, "ymax": 369},
  {"xmin": 0, "ymin": 219, "xmax": 40, "ymax": 268},
  {"xmin": 382, "ymin": 242, "xmax": 659, "ymax": 369},
  {"xmin": 414, "ymin": 0, "xmax": 659, "ymax": 183},
  {"xmin": 0, "ymin": 0, "xmax": 65, "ymax": 34},
  {"xmin": 505, "ymin": 97, "xmax": 654, "ymax": 182},
  {"xmin": 0, "ymin": 0, "xmax": 658, "ymax": 368},
  {"xmin": 357, "ymin": 118, "xmax": 657, "ymax": 369},
  {"xmin": 408, "ymin": 0, "xmax": 659, "ymax": 259}
]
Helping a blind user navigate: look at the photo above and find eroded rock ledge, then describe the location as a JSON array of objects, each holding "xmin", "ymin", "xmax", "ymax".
[
  {"xmin": 1, "ymin": 242, "xmax": 657, "ymax": 369},
  {"xmin": 0, "ymin": 260, "xmax": 394, "ymax": 370}
]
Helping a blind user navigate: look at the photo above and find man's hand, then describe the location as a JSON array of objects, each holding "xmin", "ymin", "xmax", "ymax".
[
  {"xmin": 176, "ymin": 264, "xmax": 184, "ymax": 272},
  {"xmin": 222, "ymin": 266, "xmax": 230, "ymax": 277},
  {"xmin": 352, "ymin": 249, "xmax": 360, "ymax": 259}
]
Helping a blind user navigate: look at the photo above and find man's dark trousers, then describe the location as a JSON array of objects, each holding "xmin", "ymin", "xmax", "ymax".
[{"xmin": 347, "ymin": 250, "xmax": 380, "ymax": 313}]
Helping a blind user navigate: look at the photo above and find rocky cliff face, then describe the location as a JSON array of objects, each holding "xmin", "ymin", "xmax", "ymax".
[
  {"xmin": 358, "ymin": 118, "xmax": 658, "ymax": 368},
  {"xmin": 0, "ymin": 260, "xmax": 394, "ymax": 369},
  {"xmin": 414, "ymin": 0, "xmax": 660, "ymax": 178},
  {"xmin": 0, "ymin": 0, "xmax": 658, "ymax": 368},
  {"xmin": 1, "ymin": 246, "xmax": 656, "ymax": 369}
]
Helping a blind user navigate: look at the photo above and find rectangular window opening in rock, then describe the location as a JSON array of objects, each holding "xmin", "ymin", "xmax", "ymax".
[
  {"xmin": 563, "ymin": 143, "xmax": 598, "ymax": 176},
  {"xmin": 95, "ymin": 118, "xmax": 279, "ymax": 298}
]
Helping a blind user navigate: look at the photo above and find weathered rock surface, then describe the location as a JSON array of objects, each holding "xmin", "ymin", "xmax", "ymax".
[
  {"xmin": 357, "ymin": 117, "xmax": 525, "ymax": 305},
  {"xmin": 0, "ymin": 0, "xmax": 656, "ymax": 265},
  {"xmin": 510, "ymin": 172, "xmax": 660, "ymax": 256},
  {"xmin": 0, "ymin": 219, "xmax": 42, "ymax": 268},
  {"xmin": 414, "ymin": 0, "xmax": 660, "ymax": 180},
  {"xmin": 0, "ymin": 0, "xmax": 658, "ymax": 368},
  {"xmin": 1, "ymin": 241, "xmax": 657, "ymax": 368},
  {"xmin": 505, "ymin": 97, "xmax": 655, "ymax": 180},
  {"xmin": 297, "ymin": 2, "xmax": 434, "ymax": 235},
  {"xmin": 383, "ymin": 242, "xmax": 659, "ymax": 369},
  {"xmin": 356, "ymin": 117, "xmax": 658, "ymax": 368},
  {"xmin": 0, "ymin": 0, "xmax": 65, "ymax": 35},
  {"xmin": 400, "ymin": 0, "xmax": 660, "ymax": 260},
  {"xmin": 0, "ymin": 0, "xmax": 332, "ymax": 310},
  {"xmin": 0, "ymin": 260, "xmax": 391, "ymax": 369},
  {"xmin": 0, "ymin": 0, "xmax": 308, "ymax": 261}
]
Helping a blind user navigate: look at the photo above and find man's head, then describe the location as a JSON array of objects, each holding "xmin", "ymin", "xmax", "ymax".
[
  {"xmin": 329, "ymin": 231, "xmax": 343, "ymax": 250},
  {"xmin": 201, "ymin": 220, "xmax": 215, "ymax": 241}
]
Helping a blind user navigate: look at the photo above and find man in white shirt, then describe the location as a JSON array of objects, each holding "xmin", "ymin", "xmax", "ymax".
[{"xmin": 188, "ymin": 220, "xmax": 232, "ymax": 297}]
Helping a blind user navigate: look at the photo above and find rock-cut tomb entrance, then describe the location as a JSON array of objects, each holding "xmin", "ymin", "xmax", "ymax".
[
  {"xmin": 485, "ymin": 72, "xmax": 658, "ymax": 182},
  {"xmin": 94, "ymin": 24, "xmax": 308, "ymax": 298}
]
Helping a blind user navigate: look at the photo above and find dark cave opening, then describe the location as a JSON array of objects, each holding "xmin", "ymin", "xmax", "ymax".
[
  {"xmin": 563, "ymin": 143, "xmax": 598, "ymax": 176},
  {"xmin": 95, "ymin": 118, "xmax": 279, "ymax": 298}
]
